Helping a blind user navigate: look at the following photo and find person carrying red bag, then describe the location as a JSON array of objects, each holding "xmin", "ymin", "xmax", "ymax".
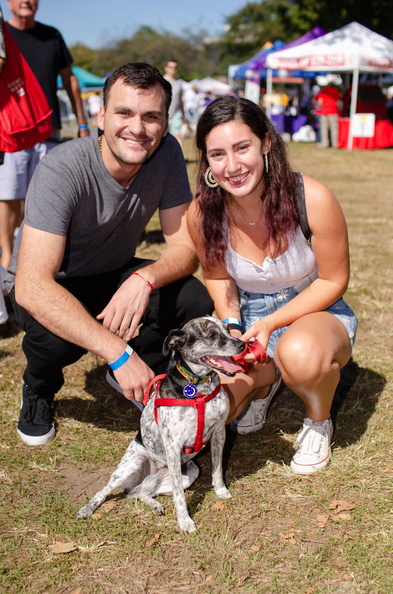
[{"xmin": 0, "ymin": 0, "xmax": 89, "ymax": 272}]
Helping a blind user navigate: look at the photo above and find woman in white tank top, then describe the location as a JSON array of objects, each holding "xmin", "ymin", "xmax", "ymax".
[{"xmin": 188, "ymin": 96, "xmax": 357, "ymax": 475}]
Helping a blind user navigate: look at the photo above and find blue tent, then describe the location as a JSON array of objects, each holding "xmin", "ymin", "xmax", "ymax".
[
  {"xmin": 234, "ymin": 41, "xmax": 285, "ymax": 79},
  {"xmin": 57, "ymin": 65, "xmax": 105, "ymax": 89}
]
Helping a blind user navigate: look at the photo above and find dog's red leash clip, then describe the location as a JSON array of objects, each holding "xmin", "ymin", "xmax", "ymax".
[
  {"xmin": 143, "ymin": 374, "xmax": 166, "ymax": 406},
  {"xmin": 232, "ymin": 340, "xmax": 267, "ymax": 371}
]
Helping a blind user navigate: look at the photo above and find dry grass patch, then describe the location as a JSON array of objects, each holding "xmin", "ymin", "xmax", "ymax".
[{"xmin": 1, "ymin": 141, "xmax": 392, "ymax": 593}]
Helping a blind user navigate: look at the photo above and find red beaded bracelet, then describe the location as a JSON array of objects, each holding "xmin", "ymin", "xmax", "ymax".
[{"xmin": 131, "ymin": 271, "xmax": 154, "ymax": 293}]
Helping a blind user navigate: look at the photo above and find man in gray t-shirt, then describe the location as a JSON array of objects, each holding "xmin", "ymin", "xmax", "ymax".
[{"xmin": 7, "ymin": 63, "xmax": 213, "ymax": 447}]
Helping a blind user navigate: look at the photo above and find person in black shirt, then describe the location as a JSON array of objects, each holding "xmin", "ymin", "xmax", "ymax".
[{"xmin": 0, "ymin": 0, "xmax": 88, "ymax": 271}]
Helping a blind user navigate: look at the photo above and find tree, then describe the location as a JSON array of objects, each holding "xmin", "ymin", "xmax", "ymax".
[
  {"xmin": 220, "ymin": 0, "xmax": 302, "ymax": 67},
  {"xmin": 293, "ymin": 0, "xmax": 393, "ymax": 40},
  {"xmin": 221, "ymin": 0, "xmax": 393, "ymax": 68},
  {"xmin": 72, "ymin": 26, "xmax": 222, "ymax": 81},
  {"xmin": 69, "ymin": 43, "xmax": 99, "ymax": 74}
]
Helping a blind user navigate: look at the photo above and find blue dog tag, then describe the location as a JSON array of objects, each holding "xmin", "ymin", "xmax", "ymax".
[{"xmin": 183, "ymin": 383, "xmax": 197, "ymax": 398}]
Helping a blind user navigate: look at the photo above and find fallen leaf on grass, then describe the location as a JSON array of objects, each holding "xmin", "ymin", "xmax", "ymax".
[
  {"xmin": 280, "ymin": 530, "xmax": 297, "ymax": 544},
  {"xmin": 91, "ymin": 499, "xmax": 119, "ymax": 519},
  {"xmin": 212, "ymin": 501, "xmax": 225, "ymax": 511},
  {"xmin": 146, "ymin": 533, "xmax": 161, "ymax": 548},
  {"xmin": 305, "ymin": 588, "xmax": 316, "ymax": 594},
  {"xmin": 316, "ymin": 514, "xmax": 329, "ymax": 529},
  {"xmin": 331, "ymin": 513, "xmax": 352, "ymax": 522},
  {"xmin": 70, "ymin": 589, "xmax": 83, "ymax": 594},
  {"xmin": 52, "ymin": 541, "xmax": 78, "ymax": 554},
  {"xmin": 77, "ymin": 541, "xmax": 108, "ymax": 553},
  {"xmin": 250, "ymin": 545, "xmax": 260, "ymax": 552},
  {"xmin": 329, "ymin": 500, "xmax": 356, "ymax": 513},
  {"xmin": 100, "ymin": 500, "xmax": 119, "ymax": 513}
]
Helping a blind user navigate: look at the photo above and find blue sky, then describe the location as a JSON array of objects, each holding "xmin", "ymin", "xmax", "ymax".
[{"xmin": 3, "ymin": 0, "xmax": 247, "ymax": 48}]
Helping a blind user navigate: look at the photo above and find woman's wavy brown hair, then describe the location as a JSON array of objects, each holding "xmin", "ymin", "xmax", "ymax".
[{"xmin": 195, "ymin": 96, "xmax": 299, "ymax": 269}]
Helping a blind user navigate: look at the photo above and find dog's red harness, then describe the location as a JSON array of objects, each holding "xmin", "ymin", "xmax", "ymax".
[
  {"xmin": 142, "ymin": 340, "xmax": 265, "ymax": 455},
  {"xmin": 143, "ymin": 375, "xmax": 222, "ymax": 455}
]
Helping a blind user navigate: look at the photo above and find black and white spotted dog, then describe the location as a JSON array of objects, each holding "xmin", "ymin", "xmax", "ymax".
[{"xmin": 77, "ymin": 316, "xmax": 245, "ymax": 533}]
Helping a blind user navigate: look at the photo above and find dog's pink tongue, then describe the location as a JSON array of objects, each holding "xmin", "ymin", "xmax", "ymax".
[{"xmin": 211, "ymin": 355, "xmax": 244, "ymax": 373}]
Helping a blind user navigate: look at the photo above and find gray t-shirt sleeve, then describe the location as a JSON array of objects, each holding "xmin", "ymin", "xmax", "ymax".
[
  {"xmin": 24, "ymin": 150, "xmax": 78, "ymax": 237},
  {"xmin": 5, "ymin": 131, "xmax": 192, "ymax": 285},
  {"xmin": 25, "ymin": 132, "xmax": 191, "ymax": 234}
]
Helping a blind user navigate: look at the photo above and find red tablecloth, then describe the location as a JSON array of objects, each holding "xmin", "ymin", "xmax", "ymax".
[{"xmin": 339, "ymin": 118, "xmax": 393, "ymax": 149}]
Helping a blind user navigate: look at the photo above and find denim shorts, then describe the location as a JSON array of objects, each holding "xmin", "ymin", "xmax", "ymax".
[{"xmin": 239, "ymin": 285, "xmax": 358, "ymax": 359}]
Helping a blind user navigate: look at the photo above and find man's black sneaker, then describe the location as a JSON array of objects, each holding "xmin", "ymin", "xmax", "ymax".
[{"xmin": 17, "ymin": 384, "xmax": 56, "ymax": 446}]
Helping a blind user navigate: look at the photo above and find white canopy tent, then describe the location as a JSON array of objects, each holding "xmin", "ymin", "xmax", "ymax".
[
  {"xmin": 187, "ymin": 77, "xmax": 232, "ymax": 94},
  {"xmin": 265, "ymin": 22, "xmax": 393, "ymax": 149}
]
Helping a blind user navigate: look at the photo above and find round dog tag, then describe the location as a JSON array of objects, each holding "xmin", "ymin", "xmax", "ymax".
[{"xmin": 183, "ymin": 383, "xmax": 197, "ymax": 398}]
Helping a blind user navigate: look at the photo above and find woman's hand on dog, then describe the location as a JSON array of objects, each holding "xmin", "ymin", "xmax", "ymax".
[{"xmin": 241, "ymin": 318, "xmax": 272, "ymax": 359}]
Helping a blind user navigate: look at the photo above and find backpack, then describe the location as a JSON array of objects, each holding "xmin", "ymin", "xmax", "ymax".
[{"xmin": 0, "ymin": 22, "xmax": 52, "ymax": 152}]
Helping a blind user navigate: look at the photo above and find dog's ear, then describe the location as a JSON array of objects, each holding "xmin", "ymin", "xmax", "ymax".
[{"xmin": 163, "ymin": 329, "xmax": 188, "ymax": 356}]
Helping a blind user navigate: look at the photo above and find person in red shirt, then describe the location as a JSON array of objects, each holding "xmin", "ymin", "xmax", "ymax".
[{"xmin": 316, "ymin": 84, "xmax": 341, "ymax": 148}]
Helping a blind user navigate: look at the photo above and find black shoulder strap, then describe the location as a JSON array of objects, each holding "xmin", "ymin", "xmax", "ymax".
[{"xmin": 295, "ymin": 172, "xmax": 311, "ymax": 242}]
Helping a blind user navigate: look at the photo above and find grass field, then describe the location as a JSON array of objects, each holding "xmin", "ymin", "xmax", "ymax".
[{"xmin": 0, "ymin": 140, "xmax": 392, "ymax": 593}]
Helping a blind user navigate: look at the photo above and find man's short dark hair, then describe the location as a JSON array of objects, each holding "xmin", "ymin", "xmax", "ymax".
[{"xmin": 103, "ymin": 62, "xmax": 172, "ymax": 115}]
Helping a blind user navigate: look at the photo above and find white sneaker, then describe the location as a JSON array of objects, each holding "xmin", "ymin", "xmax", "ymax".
[
  {"xmin": 290, "ymin": 418, "xmax": 333, "ymax": 475},
  {"xmin": 105, "ymin": 368, "xmax": 144, "ymax": 412},
  {"xmin": 156, "ymin": 460, "xmax": 200, "ymax": 495},
  {"xmin": 230, "ymin": 378, "xmax": 282, "ymax": 434}
]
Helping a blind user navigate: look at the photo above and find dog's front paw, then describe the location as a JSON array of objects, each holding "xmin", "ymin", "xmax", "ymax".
[
  {"xmin": 151, "ymin": 501, "xmax": 165, "ymax": 516},
  {"xmin": 178, "ymin": 516, "xmax": 196, "ymax": 533},
  {"xmin": 76, "ymin": 506, "xmax": 93, "ymax": 520},
  {"xmin": 215, "ymin": 487, "xmax": 231, "ymax": 499}
]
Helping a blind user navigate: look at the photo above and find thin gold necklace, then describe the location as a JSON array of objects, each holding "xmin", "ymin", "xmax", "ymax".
[{"xmin": 233, "ymin": 201, "xmax": 263, "ymax": 226}]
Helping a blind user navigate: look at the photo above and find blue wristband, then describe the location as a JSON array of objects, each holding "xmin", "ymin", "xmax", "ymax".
[
  {"xmin": 223, "ymin": 318, "xmax": 242, "ymax": 326},
  {"xmin": 109, "ymin": 345, "xmax": 134, "ymax": 370},
  {"xmin": 78, "ymin": 124, "xmax": 88, "ymax": 130}
]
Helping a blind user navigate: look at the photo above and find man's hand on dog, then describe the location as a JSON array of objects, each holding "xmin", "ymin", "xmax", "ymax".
[
  {"xmin": 114, "ymin": 353, "xmax": 155, "ymax": 403},
  {"xmin": 96, "ymin": 275, "xmax": 151, "ymax": 340}
]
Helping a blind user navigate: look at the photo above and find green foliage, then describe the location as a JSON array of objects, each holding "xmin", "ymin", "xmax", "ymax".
[
  {"xmin": 71, "ymin": 25, "xmax": 223, "ymax": 80},
  {"xmin": 220, "ymin": 0, "xmax": 300, "ymax": 66},
  {"xmin": 293, "ymin": 0, "xmax": 393, "ymax": 39},
  {"xmin": 69, "ymin": 42, "xmax": 99, "ymax": 74}
]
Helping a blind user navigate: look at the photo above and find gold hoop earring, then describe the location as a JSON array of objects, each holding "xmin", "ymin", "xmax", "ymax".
[
  {"xmin": 264, "ymin": 153, "xmax": 269, "ymax": 174},
  {"xmin": 204, "ymin": 167, "xmax": 218, "ymax": 188}
]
